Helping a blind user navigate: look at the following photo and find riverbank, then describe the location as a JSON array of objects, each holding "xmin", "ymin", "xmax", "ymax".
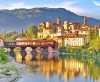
[{"xmin": 0, "ymin": 56, "xmax": 29, "ymax": 82}]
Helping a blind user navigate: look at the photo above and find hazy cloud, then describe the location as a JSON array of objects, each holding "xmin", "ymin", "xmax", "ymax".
[
  {"xmin": 57, "ymin": 1, "xmax": 85, "ymax": 15},
  {"xmin": 0, "ymin": 2, "xmax": 33, "ymax": 10},
  {"xmin": 92, "ymin": 0, "xmax": 100, "ymax": 6}
]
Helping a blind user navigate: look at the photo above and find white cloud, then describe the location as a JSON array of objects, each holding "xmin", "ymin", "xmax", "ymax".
[
  {"xmin": 0, "ymin": 2, "xmax": 33, "ymax": 10},
  {"xmin": 51, "ymin": 0, "xmax": 86, "ymax": 16},
  {"xmin": 92, "ymin": 0, "xmax": 100, "ymax": 7},
  {"xmin": 61, "ymin": 2, "xmax": 85, "ymax": 14},
  {"xmin": 0, "ymin": 0, "xmax": 85, "ymax": 15},
  {"xmin": 0, "ymin": 0, "xmax": 97, "ymax": 19}
]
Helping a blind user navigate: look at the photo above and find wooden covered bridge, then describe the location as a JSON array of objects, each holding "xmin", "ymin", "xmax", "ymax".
[
  {"xmin": 4, "ymin": 39, "xmax": 58, "ymax": 49},
  {"xmin": 0, "ymin": 39, "xmax": 58, "ymax": 63}
]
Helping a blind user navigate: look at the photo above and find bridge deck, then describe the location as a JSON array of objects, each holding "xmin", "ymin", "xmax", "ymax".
[{"xmin": 4, "ymin": 39, "xmax": 58, "ymax": 48}]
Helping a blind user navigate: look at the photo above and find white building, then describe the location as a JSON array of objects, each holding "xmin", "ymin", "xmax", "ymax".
[{"xmin": 64, "ymin": 37, "xmax": 86, "ymax": 47}]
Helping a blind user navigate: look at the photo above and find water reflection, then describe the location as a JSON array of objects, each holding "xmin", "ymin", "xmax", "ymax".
[
  {"xmin": 26, "ymin": 59, "xmax": 100, "ymax": 82},
  {"xmin": 12, "ymin": 47, "xmax": 100, "ymax": 82},
  {"xmin": 13, "ymin": 47, "xmax": 58, "ymax": 64}
]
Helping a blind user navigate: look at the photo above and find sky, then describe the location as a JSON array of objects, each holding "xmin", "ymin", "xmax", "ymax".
[{"xmin": 0, "ymin": 0, "xmax": 100, "ymax": 19}]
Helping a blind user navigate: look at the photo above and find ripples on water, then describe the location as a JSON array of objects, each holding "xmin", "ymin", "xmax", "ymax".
[{"xmin": 16, "ymin": 58, "xmax": 100, "ymax": 82}]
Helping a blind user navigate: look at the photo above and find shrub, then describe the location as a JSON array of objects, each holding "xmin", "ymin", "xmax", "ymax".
[{"xmin": 0, "ymin": 48, "xmax": 8, "ymax": 63}]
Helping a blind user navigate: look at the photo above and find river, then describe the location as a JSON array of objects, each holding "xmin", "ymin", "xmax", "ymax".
[
  {"xmin": 15, "ymin": 58, "xmax": 100, "ymax": 82},
  {"xmin": 8, "ymin": 47, "xmax": 100, "ymax": 82}
]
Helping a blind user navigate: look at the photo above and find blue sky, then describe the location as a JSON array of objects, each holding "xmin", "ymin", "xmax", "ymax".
[{"xmin": 0, "ymin": 0, "xmax": 100, "ymax": 19}]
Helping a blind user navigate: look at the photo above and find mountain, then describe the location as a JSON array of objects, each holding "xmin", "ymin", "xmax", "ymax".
[{"xmin": 0, "ymin": 8, "xmax": 100, "ymax": 32}]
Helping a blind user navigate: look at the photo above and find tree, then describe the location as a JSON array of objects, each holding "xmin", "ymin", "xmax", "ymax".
[
  {"xmin": 25, "ymin": 25, "xmax": 37, "ymax": 38},
  {"xmin": 90, "ymin": 26, "xmax": 98, "ymax": 40},
  {"xmin": 89, "ymin": 37, "xmax": 100, "ymax": 50},
  {"xmin": 0, "ymin": 48, "xmax": 8, "ymax": 63}
]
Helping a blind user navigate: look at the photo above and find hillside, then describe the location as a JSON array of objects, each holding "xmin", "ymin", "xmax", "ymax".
[{"xmin": 0, "ymin": 8, "xmax": 99, "ymax": 32}]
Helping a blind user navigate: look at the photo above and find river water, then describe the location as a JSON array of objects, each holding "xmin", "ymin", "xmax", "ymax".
[
  {"xmin": 16, "ymin": 58, "xmax": 100, "ymax": 82},
  {"xmin": 10, "ymin": 47, "xmax": 100, "ymax": 82}
]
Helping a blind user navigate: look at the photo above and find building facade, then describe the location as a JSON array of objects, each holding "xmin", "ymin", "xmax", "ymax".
[
  {"xmin": 99, "ymin": 28, "xmax": 100, "ymax": 37},
  {"xmin": 64, "ymin": 36, "xmax": 86, "ymax": 47},
  {"xmin": 37, "ymin": 16, "xmax": 90, "ymax": 48}
]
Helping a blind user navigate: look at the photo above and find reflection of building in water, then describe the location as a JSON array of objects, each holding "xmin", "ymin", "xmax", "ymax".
[
  {"xmin": 55, "ymin": 59, "xmax": 63, "ymax": 77},
  {"xmin": 63, "ymin": 59, "xmax": 88, "ymax": 81},
  {"xmin": 25, "ymin": 47, "xmax": 32, "ymax": 64},
  {"xmin": 41, "ymin": 60, "xmax": 54, "ymax": 80},
  {"xmin": 31, "ymin": 59, "xmax": 88, "ymax": 81},
  {"xmin": 14, "ymin": 47, "xmax": 22, "ymax": 63}
]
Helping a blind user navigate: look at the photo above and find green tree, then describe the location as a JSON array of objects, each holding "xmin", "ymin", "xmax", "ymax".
[
  {"xmin": 89, "ymin": 37, "xmax": 100, "ymax": 50},
  {"xmin": 90, "ymin": 27, "xmax": 97, "ymax": 40},
  {"xmin": 0, "ymin": 48, "xmax": 8, "ymax": 63},
  {"xmin": 25, "ymin": 25, "xmax": 37, "ymax": 38}
]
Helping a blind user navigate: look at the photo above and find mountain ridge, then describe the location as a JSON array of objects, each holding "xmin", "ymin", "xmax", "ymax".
[{"xmin": 0, "ymin": 8, "xmax": 99, "ymax": 32}]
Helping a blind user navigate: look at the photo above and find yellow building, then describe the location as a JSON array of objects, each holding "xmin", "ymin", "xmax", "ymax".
[
  {"xmin": 98, "ymin": 28, "xmax": 100, "ymax": 37},
  {"xmin": 63, "ymin": 21, "xmax": 69, "ymax": 30},
  {"xmin": 37, "ymin": 21, "xmax": 52, "ymax": 39},
  {"xmin": 37, "ymin": 31, "xmax": 50, "ymax": 39}
]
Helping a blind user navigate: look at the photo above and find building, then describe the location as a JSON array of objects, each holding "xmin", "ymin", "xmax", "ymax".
[
  {"xmin": 98, "ymin": 28, "xmax": 100, "ymax": 37},
  {"xmin": 51, "ymin": 36, "xmax": 64, "ymax": 47},
  {"xmin": 64, "ymin": 35, "xmax": 86, "ymax": 47},
  {"xmin": 56, "ymin": 17, "xmax": 61, "ymax": 26},
  {"xmin": 37, "ymin": 21, "xmax": 52, "ymax": 39},
  {"xmin": 46, "ymin": 21, "xmax": 52, "ymax": 29},
  {"xmin": 0, "ymin": 38, "xmax": 4, "ymax": 47},
  {"xmin": 63, "ymin": 21, "xmax": 69, "ymax": 30},
  {"xmin": 37, "ymin": 16, "xmax": 90, "ymax": 48},
  {"xmin": 80, "ymin": 16, "xmax": 89, "ymax": 35},
  {"xmin": 63, "ymin": 16, "xmax": 90, "ymax": 47}
]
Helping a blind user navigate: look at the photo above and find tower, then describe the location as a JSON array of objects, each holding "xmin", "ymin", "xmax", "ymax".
[
  {"xmin": 21, "ymin": 28, "xmax": 24, "ymax": 36},
  {"xmin": 81, "ymin": 16, "xmax": 89, "ymax": 30},
  {"xmin": 83, "ymin": 16, "xmax": 88, "ymax": 25},
  {"xmin": 56, "ymin": 17, "xmax": 61, "ymax": 25}
]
